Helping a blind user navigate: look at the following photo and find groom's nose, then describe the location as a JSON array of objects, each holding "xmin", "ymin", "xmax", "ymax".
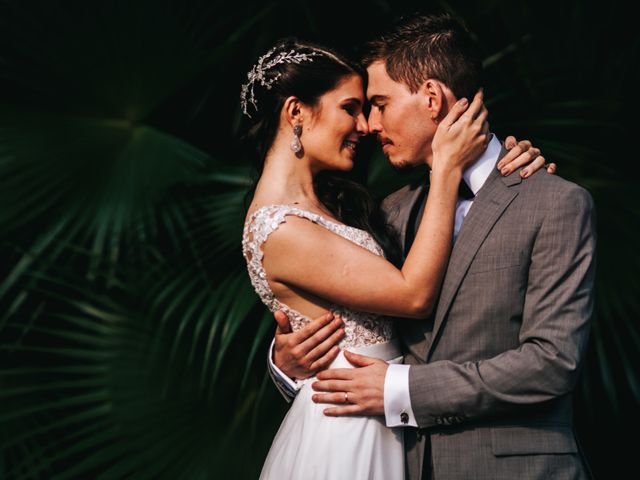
[{"xmin": 367, "ymin": 110, "xmax": 382, "ymax": 134}]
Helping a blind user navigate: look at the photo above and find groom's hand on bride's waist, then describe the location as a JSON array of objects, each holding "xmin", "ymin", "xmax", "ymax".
[
  {"xmin": 273, "ymin": 310, "xmax": 345, "ymax": 380},
  {"xmin": 311, "ymin": 351, "xmax": 388, "ymax": 417}
]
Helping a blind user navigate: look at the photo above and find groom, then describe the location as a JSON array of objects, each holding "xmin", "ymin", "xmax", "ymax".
[{"xmin": 268, "ymin": 14, "xmax": 595, "ymax": 480}]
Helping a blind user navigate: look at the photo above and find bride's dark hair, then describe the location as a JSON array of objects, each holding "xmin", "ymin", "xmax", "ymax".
[{"xmin": 241, "ymin": 38, "xmax": 402, "ymax": 265}]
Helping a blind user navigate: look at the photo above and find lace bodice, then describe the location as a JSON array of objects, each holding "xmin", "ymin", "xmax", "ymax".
[{"xmin": 242, "ymin": 204, "xmax": 395, "ymax": 348}]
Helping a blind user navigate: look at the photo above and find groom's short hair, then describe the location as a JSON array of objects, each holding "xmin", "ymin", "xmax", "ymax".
[{"xmin": 362, "ymin": 13, "xmax": 483, "ymax": 101}]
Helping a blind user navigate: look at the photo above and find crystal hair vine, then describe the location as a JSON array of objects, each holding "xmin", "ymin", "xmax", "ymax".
[{"xmin": 240, "ymin": 47, "xmax": 321, "ymax": 118}]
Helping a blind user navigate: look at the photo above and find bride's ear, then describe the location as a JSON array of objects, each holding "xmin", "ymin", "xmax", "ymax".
[{"xmin": 283, "ymin": 96, "xmax": 304, "ymax": 127}]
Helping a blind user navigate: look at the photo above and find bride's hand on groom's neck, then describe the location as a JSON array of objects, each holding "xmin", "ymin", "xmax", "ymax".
[{"xmin": 431, "ymin": 90, "xmax": 489, "ymax": 174}]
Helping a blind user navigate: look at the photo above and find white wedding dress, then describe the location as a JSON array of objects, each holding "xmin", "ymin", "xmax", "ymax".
[{"xmin": 243, "ymin": 204, "xmax": 405, "ymax": 480}]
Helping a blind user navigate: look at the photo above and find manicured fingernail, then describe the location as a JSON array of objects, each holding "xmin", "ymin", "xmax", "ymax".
[
  {"xmin": 497, "ymin": 161, "xmax": 504, "ymax": 169},
  {"xmin": 521, "ymin": 170, "xmax": 529, "ymax": 178},
  {"xmin": 501, "ymin": 168, "xmax": 509, "ymax": 175},
  {"xmin": 459, "ymin": 98, "xmax": 468, "ymax": 106},
  {"xmin": 312, "ymin": 395, "xmax": 318, "ymax": 402}
]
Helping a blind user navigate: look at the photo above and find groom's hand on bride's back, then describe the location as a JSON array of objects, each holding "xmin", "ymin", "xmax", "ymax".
[{"xmin": 273, "ymin": 311, "xmax": 345, "ymax": 379}]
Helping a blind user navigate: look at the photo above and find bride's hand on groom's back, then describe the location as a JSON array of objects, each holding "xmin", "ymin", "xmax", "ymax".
[
  {"xmin": 499, "ymin": 136, "xmax": 557, "ymax": 178},
  {"xmin": 273, "ymin": 311, "xmax": 345, "ymax": 379}
]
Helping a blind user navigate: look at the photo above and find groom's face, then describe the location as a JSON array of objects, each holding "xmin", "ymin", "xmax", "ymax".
[{"xmin": 366, "ymin": 61, "xmax": 436, "ymax": 171}]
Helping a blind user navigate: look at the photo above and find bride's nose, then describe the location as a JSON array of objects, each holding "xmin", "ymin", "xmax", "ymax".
[{"xmin": 356, "ymin": 113, "xmax": 369, "ymax": 136}]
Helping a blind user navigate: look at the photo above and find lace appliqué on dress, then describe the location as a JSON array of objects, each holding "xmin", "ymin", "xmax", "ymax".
[{"xmin": 242, "ymin": 204, "xmax": 395, "ymax": 348}]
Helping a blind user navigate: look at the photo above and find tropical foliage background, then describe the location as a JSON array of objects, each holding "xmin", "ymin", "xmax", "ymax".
[{"xmin": 1, "ymin": 0, "xmax": 637, "ymax": 478}]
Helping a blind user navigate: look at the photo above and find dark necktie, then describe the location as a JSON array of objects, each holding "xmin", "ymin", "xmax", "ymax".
[
  {"xmin": 458, "ymin": 179, "xmax": 474, "ymax": 200},
  {"xmin": 404, "ymin": 179, "xmax": 474, "ymax": 257}
]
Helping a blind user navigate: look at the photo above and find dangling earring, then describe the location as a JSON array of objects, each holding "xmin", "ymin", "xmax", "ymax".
[{"xmin": 290, "ymin": 123, "xmax": 303, "ymax": 154}]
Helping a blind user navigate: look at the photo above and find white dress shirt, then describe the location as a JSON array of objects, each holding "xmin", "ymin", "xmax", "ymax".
[
  {"xmin": 267, "ymin": 135, "xmax": 503, "ymax": 426},
  {"xmin": 384, "ymin": 134, "xmax": 502, "ymax": 427}
]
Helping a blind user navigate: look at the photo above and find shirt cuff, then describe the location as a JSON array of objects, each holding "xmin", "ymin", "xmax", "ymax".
[
  {"xmin": 268, "ymin": 338, "xmax": 302, "ymax": 395},
  {"xmin": 384, "ymin": 364, "xmax": 418, "ymax": 427}
]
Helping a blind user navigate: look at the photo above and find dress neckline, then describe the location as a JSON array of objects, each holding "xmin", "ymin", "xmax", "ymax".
[
  {"xmin": 243, "ymin": 203, "xmax": 379, "ymax": 324},
  {"xmin": 246, "ymin": 203, "xmax": 368, "ymax": 235}
]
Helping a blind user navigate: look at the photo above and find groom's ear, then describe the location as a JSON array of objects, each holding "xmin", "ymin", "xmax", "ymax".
[{"xmin": 422, "ymin": 80, "xmax": 456, "ymax": 123}]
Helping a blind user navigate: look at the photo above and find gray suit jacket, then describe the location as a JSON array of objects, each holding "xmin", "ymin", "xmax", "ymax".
[{"xmin": 382, "ymin": 148, "xmax": 596, "ymax": 480}]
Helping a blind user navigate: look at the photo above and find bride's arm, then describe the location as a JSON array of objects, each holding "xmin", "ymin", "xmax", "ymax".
[
  {"xmin": 264, "ymin": 93, "xmax": 486, "ymax": 320},
  {"xmin": 271, "ymin": 134, "xmax": 553, "ymax": 380}
]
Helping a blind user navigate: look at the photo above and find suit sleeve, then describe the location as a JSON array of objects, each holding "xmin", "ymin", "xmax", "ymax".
[
  {"xmin": 407, "ymin": 185, "xmax": 596, "ymax": 428},
  {"xmin": 267, "ymin": 339, "xmax": 300, "ymax": 402}
]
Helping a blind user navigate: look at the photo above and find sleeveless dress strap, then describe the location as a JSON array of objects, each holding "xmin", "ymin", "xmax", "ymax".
[
  {"xmin": 242, "ymin": 204, "xmax": 335, "ymax": 316},
  {"xmin": 241, "ymin": 203, "xmax": 394, "ymax": 351}
]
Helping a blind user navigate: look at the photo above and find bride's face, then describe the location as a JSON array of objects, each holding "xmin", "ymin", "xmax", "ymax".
[{"xmin": 302, "ymin": 74, "xmax": 369, "ymax": 172}]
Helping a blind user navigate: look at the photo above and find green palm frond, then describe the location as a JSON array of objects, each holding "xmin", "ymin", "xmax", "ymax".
[{"xmin": 1, "ymin": 254, "xmax": 270, "ymax": 478}]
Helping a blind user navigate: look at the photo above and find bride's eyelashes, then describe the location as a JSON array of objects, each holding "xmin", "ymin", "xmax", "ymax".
[
  {"xmin": 341, "ymin": 100, "xmax": 362, "ymax": 117},
  {"xmin": 342, "ymin": 104, "xmax": 357, "ymax": 116}
]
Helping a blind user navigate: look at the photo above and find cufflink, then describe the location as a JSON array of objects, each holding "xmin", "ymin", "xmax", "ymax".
[{"xmin": 400, "ymin": 411, "xmax": 409, "ymax": 424}]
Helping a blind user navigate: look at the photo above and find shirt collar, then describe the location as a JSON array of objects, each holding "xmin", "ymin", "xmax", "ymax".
[{"xmin": 463, "ymin": 134, "xmax": 502, "ymax": 195}]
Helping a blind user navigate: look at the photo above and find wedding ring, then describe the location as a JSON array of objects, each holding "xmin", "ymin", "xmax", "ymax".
[{"xmin": 344, "ymin": 392, "xmax": 349, "ymax": 403}]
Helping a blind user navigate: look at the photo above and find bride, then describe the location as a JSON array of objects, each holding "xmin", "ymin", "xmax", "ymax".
[{"xmin": 240, "ymin": 39, "xmax": 545, "ymax": 479}]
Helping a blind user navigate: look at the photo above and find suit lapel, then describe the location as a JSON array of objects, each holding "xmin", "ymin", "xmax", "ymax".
[
  {"xmin": 425, "ymin": 148, "xmax": 520, "ymax": 360},
  {"xmin": 391, "ymin": 180, "xmax": 432, "ymax": 359},
  {"xmin": 397, "ymin": 183, "xmax": 428, "ymax": 254}
]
